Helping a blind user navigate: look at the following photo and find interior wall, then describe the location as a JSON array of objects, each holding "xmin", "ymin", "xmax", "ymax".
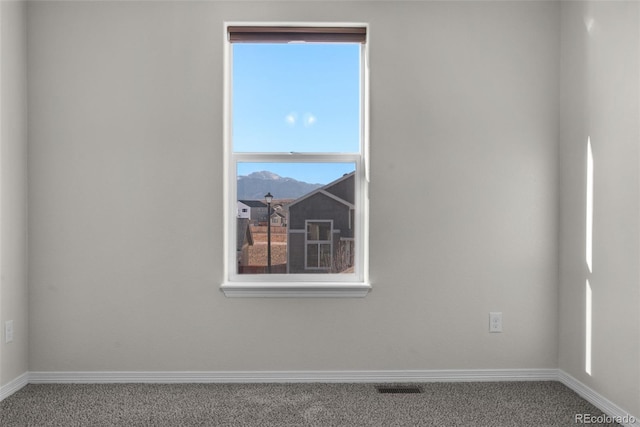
[
  {"xmin": 26, "ymin": 1, "xmax": 560, "ymax": 373},
  {"xmin": 559, "ymin": 0, "xmax": 640, "ymax": 417},
  {"xmin": 0, "ymin": 0, "xmax": 29, "ymax": 387}
]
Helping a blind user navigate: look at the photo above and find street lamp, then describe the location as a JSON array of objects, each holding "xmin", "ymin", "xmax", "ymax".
[{"xmin": 264, "ymin": 192, "xmax": 273, "ymax": 273}]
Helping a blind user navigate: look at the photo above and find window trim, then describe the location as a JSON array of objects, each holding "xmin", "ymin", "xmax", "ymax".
[{"xmin": 221, "ymin": 22, "xmax": 370, "ymax": 298}]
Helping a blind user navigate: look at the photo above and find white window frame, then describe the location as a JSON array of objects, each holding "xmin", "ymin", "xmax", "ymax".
[{"xmin": 221, "ymin": 22, "xmax": 370, "ymax": 298}]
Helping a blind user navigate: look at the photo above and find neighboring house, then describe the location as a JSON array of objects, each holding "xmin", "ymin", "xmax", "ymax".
[
  {"xmin": 270, "ymin": 211, "xmax": 286, "ymax": 227},
  {"xmin": 287, "ymin": 172, "xmax": 355, "ymax": 273},
  {"xmin": 237, "ymin": 200, "xmax": 268, "ymax": 224},
  {"xmin": 236, "ymin": 218, "xmax": 254, "ymax": 271}
]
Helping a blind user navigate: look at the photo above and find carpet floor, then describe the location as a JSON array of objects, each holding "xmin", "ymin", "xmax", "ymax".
[{"xmin": 0, "ymin": 381, "xmax": 621, "ymax": 426}]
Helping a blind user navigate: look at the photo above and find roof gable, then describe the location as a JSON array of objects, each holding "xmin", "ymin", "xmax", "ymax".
[{"xmin": 288, "ymin": 172, "xmax": 355, "ymax": 209}]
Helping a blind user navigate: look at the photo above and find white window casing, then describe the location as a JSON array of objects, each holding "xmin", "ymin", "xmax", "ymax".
[{"xmin": 221, "ymin": 22, "xmax": 370, "ymax": 298}]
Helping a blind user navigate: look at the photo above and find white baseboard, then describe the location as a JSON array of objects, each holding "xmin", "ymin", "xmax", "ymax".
[
  {"xmin": 558, "ymin": 370, "xmax": 639, "ymax": 427},
  {"xmin": 5, "ymin": 368, "xmax": 638, "ymax": 426},
  {"xmin": 0, "ymin": 371, "xmax": 29, "ymax": 401},
  {"xmin": 28, "ymin": 368, "xmax": 557, "ymax": 384}
]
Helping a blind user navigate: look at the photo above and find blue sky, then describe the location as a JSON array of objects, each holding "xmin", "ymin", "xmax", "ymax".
[{"xmin": 233, "ymin": 43, "xmax": 360, "ymax": 184}]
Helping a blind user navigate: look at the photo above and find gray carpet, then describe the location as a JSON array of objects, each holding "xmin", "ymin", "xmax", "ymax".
[{"xmin": 0, "ymin": 381, "xmax": 621, "ymax": 426}]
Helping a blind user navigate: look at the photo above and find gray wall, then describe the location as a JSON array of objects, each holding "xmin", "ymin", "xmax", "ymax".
[
  {"xmin": 26, "ymin": 0, "xmax": 560, "ymax": 372},
  {"xmin": 559, "ymin": 1, "xmax": 640, "ymax": 417},
  {"xmin": 0, "ymin": 0, "xmax": 29, "ymax": 386}
]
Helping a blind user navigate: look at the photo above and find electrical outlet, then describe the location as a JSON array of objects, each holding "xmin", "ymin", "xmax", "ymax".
[
  {"xmin": 489, "ymin": 312, "xmax": 502, "ymax": 333},
  {"xmin": 5, "ymin": 320, "xmax": 14, "ymax": 343}
]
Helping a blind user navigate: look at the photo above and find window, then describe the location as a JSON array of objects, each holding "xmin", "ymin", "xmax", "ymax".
[
  {"xmin": 221, "ymin": 24, "xmax": 370, "ymax": 297},
  {"xmin": 306, "ymin": 220, "xmax": 333, "ymax": 270}
]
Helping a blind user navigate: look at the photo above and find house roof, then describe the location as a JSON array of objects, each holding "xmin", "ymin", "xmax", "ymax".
[
  {"xmin": 287, "ymin": 171, "xmax": 355, "ymax": 209},
  {"xmin": 238, "ymin": 200, "xmax": 267, "ymax": 208}
]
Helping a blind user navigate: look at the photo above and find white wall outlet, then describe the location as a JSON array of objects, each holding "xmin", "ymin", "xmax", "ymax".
[
  {"xmin": 5, "ymin": 320, "xmax": 14, "ymax": 343},
  {"xmin": 489, "ymin": 312, "xmax": 502, "ymax": 333}
]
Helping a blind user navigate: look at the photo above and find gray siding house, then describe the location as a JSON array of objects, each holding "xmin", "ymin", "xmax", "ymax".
[{"xmin": 287, "ymin": 173, "xmax": 355, "ymax": 273}]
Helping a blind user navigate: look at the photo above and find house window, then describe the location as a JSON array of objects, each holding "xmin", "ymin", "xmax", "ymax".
[
  {"xmin": 306, "ymin": 221, "xmax": 333, "ymax": 269},
  {"xmin": 222, "ymin": 24, "xmax": 370, "ymax": 297}
]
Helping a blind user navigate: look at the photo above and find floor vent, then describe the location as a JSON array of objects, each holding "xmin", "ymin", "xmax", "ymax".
[{"xmin": 376, "ymin": 385, "xmax": 422, "ymax": 394}]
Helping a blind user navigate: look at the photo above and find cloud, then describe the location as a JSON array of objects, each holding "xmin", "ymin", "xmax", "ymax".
[
  {"xmin": 303, "ymin": 113, "xmax": 317, "ymax": 127},
  {"xmin": 285, "ymin": 112, "xmax": 317, "ymax": 127},
  {"xmin": 285, "ymin": 112, "xmax": 297, "ymax": 126}
]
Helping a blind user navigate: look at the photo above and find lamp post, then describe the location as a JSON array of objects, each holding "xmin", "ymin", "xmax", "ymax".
[{"xmin": 264, "ymin": 192, "xmax": 273, "ymax": 273}]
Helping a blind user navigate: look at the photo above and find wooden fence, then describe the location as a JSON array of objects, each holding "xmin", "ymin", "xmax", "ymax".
[
  {"xmin": 238, "ymin": 264, "xmax": 287, "ymax": 274},
  {"xmin": 251, "ymin": 226, "xmax": 287, "ymax": 234}
]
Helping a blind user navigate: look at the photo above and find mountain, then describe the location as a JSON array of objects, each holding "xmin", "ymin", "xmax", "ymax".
[{"xmin": 237, "ymin": 171, "xmax": 323, "ymax": 200}]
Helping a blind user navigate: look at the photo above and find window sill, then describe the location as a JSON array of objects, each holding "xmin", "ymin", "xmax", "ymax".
[{"xmin": 220, "ymin": 282, "xmax": 371, "ymax": 298}]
